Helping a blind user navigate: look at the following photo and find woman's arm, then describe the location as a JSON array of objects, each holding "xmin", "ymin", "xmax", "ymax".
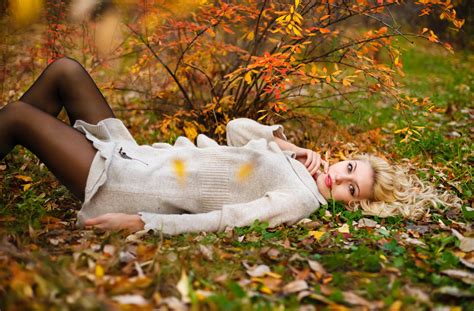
[
  {"xmin": 84, "ymin": 213, "xmax": 145, "ymax": 232},
  {"xmin": 274, "ymin": 136, "xmax": 328, "ymax": 177},
  {"xmin": 84, "ymin": 189, "xmax": 317, "ymax": 235}
]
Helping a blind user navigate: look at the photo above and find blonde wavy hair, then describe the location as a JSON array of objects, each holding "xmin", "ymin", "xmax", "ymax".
[{"xmin": 346, "ymin": 154, "xmax": 461, "ymax": 220}]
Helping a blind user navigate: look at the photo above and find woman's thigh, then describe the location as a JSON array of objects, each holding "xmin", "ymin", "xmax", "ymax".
[{"xmin": 8, "ymin": 101, "xmax": 97, "ymax": 201}]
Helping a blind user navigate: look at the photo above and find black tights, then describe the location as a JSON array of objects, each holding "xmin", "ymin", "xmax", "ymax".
[{"xmin": 0, "ymin": 57, "xmax": 116, "ymax": 201}]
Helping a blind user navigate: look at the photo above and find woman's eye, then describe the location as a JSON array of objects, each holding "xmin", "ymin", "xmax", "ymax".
[
  {"xmin": 349, "ymin": 185, "xmax": 355, "ymax": 196},
  {"xmin": 348, "ymin": 163, "xmax": 353, "ymax": 172}
]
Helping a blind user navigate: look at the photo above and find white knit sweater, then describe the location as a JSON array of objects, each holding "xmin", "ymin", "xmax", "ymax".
[{"xmin": 74, "ymin": 118, "xmax": 327, "ymax": 234}]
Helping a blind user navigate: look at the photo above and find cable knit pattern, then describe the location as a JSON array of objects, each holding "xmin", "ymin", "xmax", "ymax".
[{"xmin": 73, "ymin": 117, "xmax": 327, "ymax": 235}]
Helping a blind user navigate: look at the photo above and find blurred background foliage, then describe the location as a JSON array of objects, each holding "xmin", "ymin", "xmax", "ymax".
[{"xmin": 0, "ymin": 0, "xmax": 469, "ymax": 146}]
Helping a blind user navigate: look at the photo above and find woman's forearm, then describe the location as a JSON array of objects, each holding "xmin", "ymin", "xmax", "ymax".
[{"xmin": 274, "ymin": 136, "xmax": 298, "ymax": 152}]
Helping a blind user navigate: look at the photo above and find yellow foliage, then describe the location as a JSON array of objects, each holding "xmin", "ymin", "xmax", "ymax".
[
  {"xmin": 9, "ymin": 0, "xmax": 43, "ymax": 26},
  {"xmin": 183, "ymin": 122, "xmax": 198, "ymax": 141}
]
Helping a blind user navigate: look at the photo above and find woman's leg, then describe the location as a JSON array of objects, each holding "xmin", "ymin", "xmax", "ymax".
[
  {"xmin": 19, "ymin": 57, "xmax": 115, "ymax": 125},
  {"xmin": 0, "ymin": 101, "xmax": 96, "ymax": 201}
]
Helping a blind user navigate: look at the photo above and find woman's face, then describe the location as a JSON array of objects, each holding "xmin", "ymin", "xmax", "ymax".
[{"xmin": 315, "ymin": 160, "xmax": 374, "ymax": 204}]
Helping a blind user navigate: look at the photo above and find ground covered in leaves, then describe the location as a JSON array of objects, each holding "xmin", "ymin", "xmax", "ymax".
[{"xmin": 1, "ymin": 42, "xmax": 473, "ymax": 310}]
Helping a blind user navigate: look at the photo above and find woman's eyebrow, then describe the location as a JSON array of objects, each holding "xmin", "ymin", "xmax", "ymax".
[{"xmin": 353, "ymin": 161, "xmax": 360, "ymax": 197}]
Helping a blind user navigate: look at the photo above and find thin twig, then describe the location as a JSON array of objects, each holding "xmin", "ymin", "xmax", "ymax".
[{"xmin": 125, "ymin": 23, "xmax": 194, "ymax": 109}]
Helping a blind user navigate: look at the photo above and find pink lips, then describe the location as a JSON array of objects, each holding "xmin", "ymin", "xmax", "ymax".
[{"xmin": 325, "ymin": 174, "xmax": 332, "ymax": 189}]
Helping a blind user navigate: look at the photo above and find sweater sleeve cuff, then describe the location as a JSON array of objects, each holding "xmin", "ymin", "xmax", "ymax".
[
  {"xmin": 269, "ymin": 124, "xmax": 287, "ymax": 141},
  {"xmin": 138, "ymin": 211, "xmax": 224, "ymax": 235}
]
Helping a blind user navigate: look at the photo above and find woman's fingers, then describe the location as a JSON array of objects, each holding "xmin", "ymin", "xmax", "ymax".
[
  {"xmin": 304, "ymin": 149, "xmax": 313, "ymax": 167},
  {"xmin": 84, "ymin": 216, "xmax": 103, "ymax": 226},
  {"xmin": 307, "ymin": 152, "xmax": 320, "ymax": 173},
  {"xmin": 84, "ymin": 213, "xmax": 114, "ymax": 228}
]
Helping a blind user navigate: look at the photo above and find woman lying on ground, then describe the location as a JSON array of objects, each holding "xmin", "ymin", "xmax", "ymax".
[{"xmin": 0, "ymin": 58, "xmax": 458, "ymax": 234}]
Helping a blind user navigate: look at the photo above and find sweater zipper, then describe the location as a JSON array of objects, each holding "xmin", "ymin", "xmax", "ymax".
[{"xmin": 118, "ymin": 147, "xmax": 149, "ymax": 166}]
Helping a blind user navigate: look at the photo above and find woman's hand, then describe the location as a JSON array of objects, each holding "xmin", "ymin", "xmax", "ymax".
[
  {"xmin": 84, "ymin": 213, "xmax": 145, "ymax": 232},
  {"xmin": 293, "ymin": 147, "xmax": 329, "ymax": 177}
]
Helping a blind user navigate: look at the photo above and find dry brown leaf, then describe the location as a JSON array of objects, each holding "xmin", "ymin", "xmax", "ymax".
[
  {"xmin": 246, "ymin": 264, "xmax": 270, "ymax": 277},
  {"xmin": 401, "ymin": 235, "xmax": 427, "ymax": 247},
  {"xmin": 112, "ymin": 294, "xmax": 148, "ymax": 305},
  {"xmin": 433, "ymin": 286, "xmax": 474, "ymax": 298},
  {"xmin": 307, "ymin": 259, "xmax": 327, "ymax": 276},
  {"xmin": 103, "ymin": 244, "xmax": 116, "ymax": 257},
  {"xmin": 337, "ymin": 223, "xmax": 350, "ymax": 233},
  {"xmin": 357, "ymin": 218, "xmax": 377, "ymax": 228},
  {"xmin": 452, "ymin": 229, "xmax": 474, "ymax": 252},
  {"xmin": 199, "ymin": 244, "xmax": 213, "ymax": 261},
  {"xmin": 176, "ymin": 270, "xmax": 190, "ymax": 303},
  {"xmin": 459, "ymin": 257, "xmax": 474, "ymax": 269},
  {"xmin": 403, "ymin": 285, "xmax": 431, "ymax": 306},
  {"xmin": 342, "ymin": 291, "xmax": 372, "ymax": 307},
  {"xmin": 282, "ymin": 280, "xmax": 308, "ymax": 294},
  {"xmin": 441, "ymin": 269, "xmax": 474, "ymax": 284},
  {"xmin": 161, "ymin": 296, "xmax": 187, "ymax": 311}
]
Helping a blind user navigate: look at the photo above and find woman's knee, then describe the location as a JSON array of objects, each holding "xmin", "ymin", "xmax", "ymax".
[
  {"xmin": 49, "ymin": 57, "xmax": 87, "ymax": 81},
  {"xmin": 0, "ymin": 101, "xmax": 29, "ymax": 121},
  {"xmin": 0, "ymin": 101, "xmax": 32, "ymax": 142}
]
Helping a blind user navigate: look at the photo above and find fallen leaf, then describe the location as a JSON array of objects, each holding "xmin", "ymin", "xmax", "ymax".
[
  {"xmin": 342, "ymin": 291, "xmax": 372, "ymax": 307},
  {"xmin": 452, "ymin": 229, "xmax": 474, "ymax": 252},
  {"xmin": 176, "ymin": 270, "xmax": 191, "ymax": 303},
  {"xmin": 161, "ymin": 296, "xmax": 187, "ymax": 310},
  {"xmin": 300, "ymin": 292, "xmax": 333, "ymax": 304},
  {"xmin": 112, "ymin": 294, "xmax": 148, "ymax": 305},
  {"xmin": 441, "ymin": 269, "xmax": 474, "ymax": 284},
  {"xmin": 119, "ymin": 251, "xmax": 136, "ymax": 263},
  {"xmin": 289, "ymin": 254, "xmax": 306, "ymax": 262},
  {"xmin": 103, "ymin": 244, "xmax": 116, "ymax": 257},
  {"xmin": 195, "ymin": 289, "xmax": 213, "ymax": 301},
  {"xmin": 357, "ymin": 218, "xmax": 377, "ymax": 228},
  {"xmin": 251, "ymin": 276, "xmax": 282, "ymax": 293},
  {"xmin": 308, "ymin": 230, "xmax": 326, "ymax": 241},
  {"xmin": 95, "ymin": 264, "xmax": 104, "ymax": 279},
  {"xmin": 15, "ymin": 175, "xmax": 32, "ymax": 182},
  {"xmin": 48, "ymin": 237, "xmax": 64, "ymax": 246},
  {"xmin": 388, "ymin": 300, "xmax": 402, "ymax": 311},
  {"xmin": 199, "ymin": 244, "xmax": 213, "ymax": 261},
  {"xmin": 246, "ymin": 264, "xmax": 270, "ymax": 277},
  {"xmin": 282, "ymin": 280, "xmax": 308, "ymax": 294},
  {"xmin": 433, "ymin": 286, "xmax": 474, "ymax": 298},
  {"xmin": 403, "ymin": 285, "xmax": 431, "ymax": 306},
  {"xmin": 401, "ymin": 236, "xmax": 427, "ymax": 247},
  {"xmin": 337, "ymin": 223, "xmax": 350, "ymax": 233},
  {"xmin": 459, "ymin": 257, "xmax": 474, "ymax": 269},
  {"xmin": 307, "ymin": 259, "xmax": 326, "ymax": 276}
]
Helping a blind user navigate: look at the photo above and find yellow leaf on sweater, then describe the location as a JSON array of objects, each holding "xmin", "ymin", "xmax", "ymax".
[
  {"xmin": 172, "ymin": 158, "xmax": 187, "ymax": 185},
  {"xmin": 237, "ymin": 162, "xmax": 254, "ymax": 182}
]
